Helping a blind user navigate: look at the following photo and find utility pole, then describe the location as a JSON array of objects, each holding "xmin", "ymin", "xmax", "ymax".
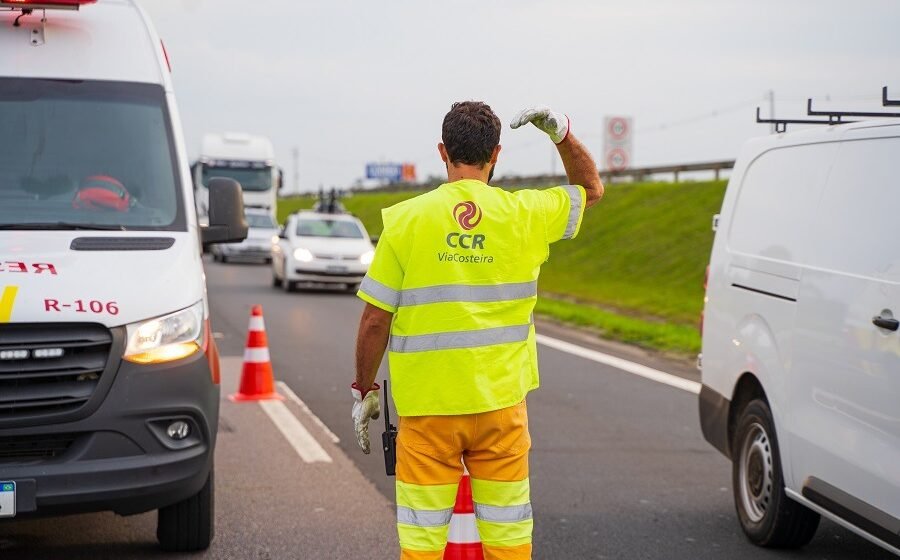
[
  {"xmin": 767, "ymin": 90, "xmax": 776, "ymax": 134},
  {"xmin": 292, "ymin": 146, "xmax": 299, "ymax": 195}
]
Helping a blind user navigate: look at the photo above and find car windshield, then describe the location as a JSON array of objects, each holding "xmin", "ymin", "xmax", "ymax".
[
  {"xmin": 246, "ymin": 213, "xmax": 277, "ymax": 229},
  {"xmin": 201, "ymin": 164, "xmax": 272, "ymax": 192},
  {"xmin": 0, "ymin": 78, "xmax": 184, "ymax": 231},
  {"xmin": 296, "ymin": 218, "xmax": 364, "ymax": 239}
]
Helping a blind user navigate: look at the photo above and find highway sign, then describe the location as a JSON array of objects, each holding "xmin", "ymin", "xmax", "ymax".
[{"xmin": 603, "ymin": 116, "xmax": 633, "ymax": 172}]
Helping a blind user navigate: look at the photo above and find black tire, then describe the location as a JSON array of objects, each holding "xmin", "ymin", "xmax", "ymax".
[
  {"xmin": 272, "ymin": 273, "xmax": 282, "ymax": 288},
  {"xmin": 221, "ymin": 255, "xmax": 229, "ymax": 264},
  {"xmin": 732, "ymin": 399, "xmax": 819, "ymax": 548},
  {"xmin": 346, "ymin": 283, "xmax": 360, "ymax": 293},
  {"xmin": 157, "ymin": 468, "xmax": 214, "ymax": 552},
  {"xmin": 211, "ymin": 253, "xmax": 220, "ymax": 263}
]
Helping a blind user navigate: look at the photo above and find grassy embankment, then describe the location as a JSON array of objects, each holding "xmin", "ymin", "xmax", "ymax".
[{"xmin": 279, "ymin": 181, "xmax": 726, "ymax": 356}]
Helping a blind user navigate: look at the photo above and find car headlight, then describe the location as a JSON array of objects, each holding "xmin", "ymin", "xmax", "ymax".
[
  {"xmin": 124, "ymin": 301, "xmax": 204, "ymax": 364},
  {"xmin": 293, "ymin": 247, "xmax": 314, "ymax": 262},
  {"xmin": 360, "ymin": 250, "xmax": 375, "ymax": 265},
  {"xmin": 271, "ymin": 235, "xmax": 280, "ymax": 245}
]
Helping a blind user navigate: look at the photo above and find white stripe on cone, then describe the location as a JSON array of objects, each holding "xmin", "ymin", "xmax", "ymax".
[
  {"xmin": 447, "ymin": 513, "xmax": 480, "ymax": 544},
  {"xmin": 243, "ymin": 347, "xmax": 271, "ymax": 363},
  {"xmin": 248, "ymin": 316, "xmax": 266, "ymax": 332}
]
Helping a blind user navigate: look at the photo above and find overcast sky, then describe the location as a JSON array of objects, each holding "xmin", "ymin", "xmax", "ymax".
[{"xmin": 142, "ymin": 0, "xmax": 899, "ymax": 193}]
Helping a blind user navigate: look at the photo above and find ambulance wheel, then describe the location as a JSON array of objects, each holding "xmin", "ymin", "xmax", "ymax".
[
  {"xmin": 157, "ymin": 468, "xmax": 214, "ymax": 552},
  {"xmin": 732, "ymin": 399, "xmax": 819, "ymax": 548}
]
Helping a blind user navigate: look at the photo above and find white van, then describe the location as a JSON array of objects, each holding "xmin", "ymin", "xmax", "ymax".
[
  {"xmin": 700, "ymin": 116, "xmax": 900, "ymax": 555},
  {"xmin": 0, "ymin": 0, "xmax": 246, "ymax": 551}
]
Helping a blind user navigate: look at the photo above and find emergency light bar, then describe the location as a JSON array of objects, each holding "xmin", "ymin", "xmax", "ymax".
[{"xmin": 1, "ymin": 0, "xmax": 96, "ymax": 9}]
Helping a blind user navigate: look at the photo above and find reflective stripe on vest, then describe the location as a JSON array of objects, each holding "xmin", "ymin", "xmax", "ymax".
[
  {"xmin": 474, "ymin": 502, "xmax": 533, "ymax": 523},
  {"xmin": 563, "ymin": 185, "xmax": 583, "ymax": 239},
  {"xmin": 390, "ymin": 323, "xmax": 531, "ymax": 353},
  {"xmin": 360, "ymin": 277, "xmax": 537, "ymax": 309},
  {"xmin": 397, "ymin": 506, "xmax": 454, "ymax": 527},
  {"xmin": 359, "ymin": 276, "xmax": 400, "ymax": 309}
]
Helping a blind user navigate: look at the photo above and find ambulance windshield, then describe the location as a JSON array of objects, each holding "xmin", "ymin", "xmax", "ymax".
[{"xmin": 0, "ymin": 79, "xmax": 185, "ymax": 231}]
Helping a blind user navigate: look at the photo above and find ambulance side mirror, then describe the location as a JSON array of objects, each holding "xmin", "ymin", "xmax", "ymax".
[{"xmin": 201, "ymin": 178, "xmax": 248, "ymax": 246}]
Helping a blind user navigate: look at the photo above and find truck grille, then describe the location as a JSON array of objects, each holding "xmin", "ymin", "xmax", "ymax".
[
  {"xmin": 0, "ymin": 324, "xmax": 113, "ymax": 419},
  {"xmin": 0, "ymin": 433, "xmax": 77, "ymax": 463}
]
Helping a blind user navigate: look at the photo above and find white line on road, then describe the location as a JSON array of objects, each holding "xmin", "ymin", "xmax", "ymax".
[
  {"xmin": 276, "ymin": 381, "xmax": 341, "ymax": 443},
  {"xmin": 536, "ymin": 334, "xmax": 701, "ymax": 394},
  {"xmin": 259, "ymin": 400, "xmax": 333, "ymax": 463}
]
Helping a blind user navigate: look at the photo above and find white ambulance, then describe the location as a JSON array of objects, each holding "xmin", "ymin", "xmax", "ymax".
[{"xmin": 0, "ymin": 0, "xmax": 246, "ymax": 551}]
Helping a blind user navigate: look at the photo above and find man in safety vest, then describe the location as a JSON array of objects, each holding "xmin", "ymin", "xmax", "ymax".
[{"xmin": 352, "ymin": 101, "xmax": 603, "ymax": 559}]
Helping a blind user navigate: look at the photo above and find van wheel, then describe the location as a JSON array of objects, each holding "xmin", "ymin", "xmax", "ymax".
[
  {"xmin": 732, "ymin": 399, "xmax": 819, "ymax": 548},
  {"xmin": 157, "ymin": 468, "xmax": 214, "ymax": 552}
]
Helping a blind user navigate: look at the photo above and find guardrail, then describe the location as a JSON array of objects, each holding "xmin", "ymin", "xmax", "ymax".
[{"xmin": 355, "ymin": 159, "xmax": 735, "ymax": 193}]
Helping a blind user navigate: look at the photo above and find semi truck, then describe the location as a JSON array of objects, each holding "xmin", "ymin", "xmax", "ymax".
[{"xmin": 193, "ymin": 132, "xmax": 280, "ymax": 222}]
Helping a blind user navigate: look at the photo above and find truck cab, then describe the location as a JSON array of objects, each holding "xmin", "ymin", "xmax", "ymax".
[{"xmin": 193, "ymin": 132, "xmax": 280, "ymax": 223}]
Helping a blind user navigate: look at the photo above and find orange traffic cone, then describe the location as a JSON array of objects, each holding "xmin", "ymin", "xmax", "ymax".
[
  {"xmin": 445, "ymin": 473, "xmax": 484, "ymax": 559},
  {"xmin": 229, "ymin": 305, "xmax": 283, "ymax": 402}
]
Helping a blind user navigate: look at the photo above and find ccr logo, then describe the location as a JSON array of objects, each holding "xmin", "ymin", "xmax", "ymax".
[{"xmin": 453, "ymin": 201, "xmax": 482, "ymax": 231}]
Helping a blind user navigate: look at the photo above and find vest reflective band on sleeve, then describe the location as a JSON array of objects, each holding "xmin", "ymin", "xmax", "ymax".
[
  {"xmin": 359, "ymin": 276, "xmax": 400, "ymax": 309},
  {"xmin": 390, "ymin": 323, "xmax": 531, "ymax": 353},
  {"xmin": 563, "ymin": 185, "xmax": 583, "ymax": 239},
  {"xmin": 474, "ymin": 502, "xmax": 533, "ymax": 523},
  {"xmin": 397, "ymin": 506, "xmax": 454, "ymax": 527},
  {"xmin": 399, "ymin": 280, "xmax": 537, "ymax": 307}
]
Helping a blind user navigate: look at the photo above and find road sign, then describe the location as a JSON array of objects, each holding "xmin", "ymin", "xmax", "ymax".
[{"xmin": 603, "ymin": 116, "xmax": 633, "ymax": 172}]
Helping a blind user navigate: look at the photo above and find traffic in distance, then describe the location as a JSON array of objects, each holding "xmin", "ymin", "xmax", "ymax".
[{"xmin": 0, "ymin": 0, "xmax": 897, "ymax": 559}]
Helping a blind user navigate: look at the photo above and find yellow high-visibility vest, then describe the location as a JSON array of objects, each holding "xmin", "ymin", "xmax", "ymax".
[{"xmin": 358, "ymin": 179, "xmax": 586, "ymax": 416}]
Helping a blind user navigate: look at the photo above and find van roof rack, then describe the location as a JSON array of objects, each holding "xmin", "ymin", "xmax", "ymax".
[{"xmin": 757, "ymin": 86, "xmax": 900, "ymax": 133}]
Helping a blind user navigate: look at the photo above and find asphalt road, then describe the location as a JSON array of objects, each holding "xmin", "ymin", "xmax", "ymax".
[
  {"xmin": 206, "ymin": 260, "xmax": 896, "ymax": 560},
  {"xmin": 2, "ymin": 258, "xmax": 895, "ymax": 559}
]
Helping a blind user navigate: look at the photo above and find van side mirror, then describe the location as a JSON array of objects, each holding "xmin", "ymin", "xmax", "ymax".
[{"xmin": 201, "ymin": 178, "xmax": 248, "ymax": 246}]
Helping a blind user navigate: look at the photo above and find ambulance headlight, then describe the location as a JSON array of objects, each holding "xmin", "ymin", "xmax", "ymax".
[
  {"xmin": 359, "ymin": 250, "xmax": 375, "ymax": 265},
  {"xmin": 124, "ymin": 301, "xmax": 204, "ymax": 364},
  {"xmin": 293, "ymin": 248, "xmax": 314, "ymax": 262}
]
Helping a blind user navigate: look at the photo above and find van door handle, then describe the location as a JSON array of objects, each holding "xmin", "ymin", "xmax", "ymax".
[{"xmin": 872, "ymin": 315, "xmax": 899, "ymax": 331}]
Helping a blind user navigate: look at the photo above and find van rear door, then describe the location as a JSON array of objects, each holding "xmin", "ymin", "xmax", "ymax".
[{"xmin": 791, "ymin": 130, "xmax": 900, "ymax": 539}]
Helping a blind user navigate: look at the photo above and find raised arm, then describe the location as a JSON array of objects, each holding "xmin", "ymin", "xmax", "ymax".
[{"xmin": 510, "ymin": 106, "xmax": 604, "ymax": 207}]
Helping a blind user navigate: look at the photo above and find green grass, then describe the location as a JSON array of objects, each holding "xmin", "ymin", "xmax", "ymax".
[
  {"xmin": 278, "ymin": 180, "xmax": 726, "ymax": 356},
  {"xmin": 534, "ymin": 296, "xmax": 701, "ymax": 354}
]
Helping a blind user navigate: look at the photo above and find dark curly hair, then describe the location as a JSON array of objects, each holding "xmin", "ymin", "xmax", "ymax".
[{"xmin": 441, "ymin": 101, "xmax": 501, "ymax": 167}]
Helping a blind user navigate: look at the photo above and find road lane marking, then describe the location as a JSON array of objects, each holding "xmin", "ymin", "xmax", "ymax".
[
  {"xmin": 536, "ymin": 334, "xmax": 701, "ymax": 394},
  {"xmin": 276, "ymin": 381, "xmax": 341, "ymax": 443},
  {"xmin": 259, "ymin": 400, "xmax": 333, "ymax": 463}
]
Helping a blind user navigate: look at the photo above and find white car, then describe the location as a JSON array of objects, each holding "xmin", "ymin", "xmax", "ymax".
[
  {"xmin": 272, "ymin": 211, "xmax": 375, "ymax": 292},
  {"xmin": 211, "ymin": 209, "xmax": 278, "ymax": 263},
  {"xmin": 700, "ymin": 114, "xmax": 900, "ymax": 555}
]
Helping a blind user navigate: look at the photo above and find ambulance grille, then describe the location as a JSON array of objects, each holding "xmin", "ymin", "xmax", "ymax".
[
  {"xmin": 0, "ymin": 433, "xmax": 77, "ymax": 463},
  {"xmin": 0, "ymin": 324, "xmax": 112, "ymax": 419}
]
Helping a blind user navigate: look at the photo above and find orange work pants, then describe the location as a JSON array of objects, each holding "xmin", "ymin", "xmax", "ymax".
[{"xmin": 395, "ymin": 400, "xmax": 532, "ymax": 560}]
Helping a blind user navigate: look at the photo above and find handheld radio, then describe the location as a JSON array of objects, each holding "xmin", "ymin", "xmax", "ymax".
[{"xmin": 381, "ymin": 378, "xmax": 398, "ymax": 476}]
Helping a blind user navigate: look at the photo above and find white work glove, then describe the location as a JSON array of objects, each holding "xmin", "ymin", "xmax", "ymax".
[
  {"xmin": 510, "ymin": 106, "xmax": 570, "ymax": 144},
  {"xmin": 351, "ymin": 382, "xmax": 381, "ymax": 454}
]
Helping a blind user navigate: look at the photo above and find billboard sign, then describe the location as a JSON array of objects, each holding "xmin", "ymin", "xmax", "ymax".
[
  {"xmin": 603, "ymin": 116, "xmax": 633, "ymax": 171},
  {"xmin": 366, "ymin": 162, "xmax": 417, "ymax": 183}
]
